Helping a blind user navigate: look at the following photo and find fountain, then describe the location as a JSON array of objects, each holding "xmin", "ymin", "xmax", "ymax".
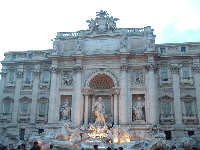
[{"xmin": 28, "ymin": 97, "xmax": 199, "ymax": 150}]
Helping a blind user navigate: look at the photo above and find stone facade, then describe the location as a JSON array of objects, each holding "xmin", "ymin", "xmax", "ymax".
[{"xmin": 1, "ymin": 10, "xmax": 200, "ymax": 144}]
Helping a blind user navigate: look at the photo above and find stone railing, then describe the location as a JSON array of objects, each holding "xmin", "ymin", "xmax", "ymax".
[
  {"xmin": 36, "ymin": 114, "xmax": 48, "ymax": 122},
  {"xmin": 0, "ymin": 113, "xmax": 12, "ymax": 121},
  {"xmin": 18, "ymin": 113, "xmax": 30, "ymax": 122},
  {"xmin": 182, "ymin": 114, "xmax": 198, "ymax": 124},
  {"xmin": 159, "ymin": 114, "xmax": 175, "ymax": 124},
  {"xmin": 56, "ymin": 27, "xmax": 151, "ymax": 39}
]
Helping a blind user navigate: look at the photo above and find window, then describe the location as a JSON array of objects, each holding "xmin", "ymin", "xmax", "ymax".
[
  {"xmin": 3, "ymin": 102, "xmax": 11, "ymax": 114},
  {"xmin": 28, "ymin": 54, "xmax": 32, "ymax": 59},
  {"xmin": 181, "ymin": 46, "xmax": 186, "ymax": 52},
  {"xmin": 161, "ymin": 101, "xmax": 171, "ymax": 115},
  {"xmin": 38, "ymin": 129, "xmax": 44, "ymax": 135},
  {"xmin": 19, "ymin": 128, "xmax": 25, "ymax": 140},
  {"xmin": 164, "ymin": 131, "xmax": 172, "ymax": 140},
  {"xmin": 188, "ymin": 131, "xmax": 194, "ymax": 137},
  {"xmin": 39, "ymin": 103, "xmax": 46, "ymax": 117},
  {"xmin": 182, "ymin": 67, "xmax": 190, "ymax": 79},
  {"xmin": 160, "ymin": 47, "xmax": 166, "ymax": 54},
  {"xmin": 185, "ymin": 101, "xmax": 193, "ymax": 115},
  {"xmin": 160, "ymin": 67, "xmax": 168, "ymax": 81},
  {"xmin": 12, "ymin": 54, "xmax": 16, "ymax": 59},
  {"xmin": 20, "ymin": 102, "xmax": 29, "ymax": 114},
  {"xmin": 41, "ymin": 71, "xmax": 50, "ymax": 83},
  {"xmin": 8, "ymin": 72, "xmax": 15, "ymax": 83},
  {"xmin": 25, "ymin": 72, "xmax": 32, "ymax": 83}
]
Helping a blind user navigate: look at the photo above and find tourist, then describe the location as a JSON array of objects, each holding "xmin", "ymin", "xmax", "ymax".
[
  {"xmin": 93, "ymin": 145, "xmax": 98, "ymax": 150},
  {"xmin": 20, "ymin": 144, "xmax": 26, "ymax": 150},
  {"xmin": 30, "ymin": 142, "xmax": 40, "ymax": 150},
  {"xmin": 107, "ymin": 147, "xmax": 112, "ymax": 150},
  {"xmin": 49, "ymin": 144, "xmax": 53, "ymax": 150},
  {"xmin": 8, "ymin": 144, "xmax": 16, "ymax": 150},
  {"xmin": 118, "ymin": 147, "xmax": 123, "ymax": 150}
]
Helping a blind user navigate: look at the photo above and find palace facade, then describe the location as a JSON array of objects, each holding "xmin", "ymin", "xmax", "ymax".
[{"xmin": 1, "ymin": 11, "xmax": 200, "ymax": 144}]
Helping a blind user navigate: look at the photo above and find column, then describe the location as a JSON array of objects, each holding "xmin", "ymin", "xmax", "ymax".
[
  {"xmin": 0, "ymin": 69, "xmax": 7, "ymax": 105},
  {"xmin": 72, "ymin": 65, "xmax": 83, "ymax": 126},
  {"xmin": 192, "ymin": 64, "xmax": 200, "ymax": 122},
  {"xmin": 170, "ymin": 65, "xmax": 182, "ymax": 124},
  {"xmin": 12, "ymin": 66, "xmax": 23, "ymax": 122},
  {"xmin": 114, "ymin": 94, "xmax": 118, "ymax": 125},
  {"xmin": 119, "ymin": 64, "xmax": 128, "ymax": 124},
  {"xmin": 146, "ymin": 64, "xmax": 158, "ymax": 125},
  {"xmin": 30, "ymin": 65, "xmax": 40, "ymax": 123},
  {"xmin": 48, "ymin": 62, "xmax": 58, "ymax": 123},
  {"xmin": 84, "ymin": 94, "xmax": 89, "ymax": 126}
]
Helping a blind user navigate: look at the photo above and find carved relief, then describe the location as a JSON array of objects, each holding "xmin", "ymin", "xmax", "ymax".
[
  {"xmin": 131, "ymin": 69, "xmax": 144, "ymax": 87},
  {"xmin": 62, "ymin": 71, "xmax": 73, "ymax": 87}
]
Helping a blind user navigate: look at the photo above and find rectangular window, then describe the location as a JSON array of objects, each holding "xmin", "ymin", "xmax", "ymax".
[
  {"xmin": 25, "ymin": 72, "xmax": 32, "ymax": 83},
  {"xmin": 19, "ymin": 128, "xmax": 25, "ymax": 140},
  {"xmin": 28, "ymin": 54, "xmax": 32, "ymax": 59},
  {"xmin": 160, "ymin": 47, "xmax": 166, "ymax": 54},
  {"xmin": 185, "ymin": 102, "xmax": 193, "ymax": 115},
  {"xmin": 21, "ymin": 102, "xmax": 29, "ymax": 114},
  {"xmin": 3, "ymin": 102, "xmax": 11, "ymax": 114},
  {"xmin": 164, "ymin": 131, "xmax": 172, "ymax": 140},
  {"xmin": 12, "ymin": 54, "xmax": 16, "ymax": 59},
  {"xmin": 39, "ymin": 103, "xmax": 46, "ymax": 117},
  {"xmin": 182, "ymin": 67, "xmax": 190, "ymax": 79},
  {"xmin": 160, "ymin": 67, "xmax": 168, "ymax": 81},
  {"xmin": 181, "ymin": 46, "xmax": 186, "ymax": 52},
  {"xmin": 9, "ymin": 72, "xmax": 15, "ymax": 82},
  {"xmin": 188, "ymin": 131, "xmax": 194, "ymax": 136},
  {"xmin": 42, "ymin": 71, "xmax": 50, "ymax": 83}
]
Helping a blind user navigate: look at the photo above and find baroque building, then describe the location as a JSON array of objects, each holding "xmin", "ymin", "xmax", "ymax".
[{"xmin": 0, "ymin": 10, "xmax": 200, "ymax": 144}]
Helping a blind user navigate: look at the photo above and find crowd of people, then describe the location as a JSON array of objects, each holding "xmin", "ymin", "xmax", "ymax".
[{"xmin": 0, "ymin": 142, "xmax": 123, "ymax": 150}]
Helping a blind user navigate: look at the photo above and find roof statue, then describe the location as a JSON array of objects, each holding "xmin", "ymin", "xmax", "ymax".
[{"xmin": 86, "ymin": 10, "xmax": 119, "ymax": 33}]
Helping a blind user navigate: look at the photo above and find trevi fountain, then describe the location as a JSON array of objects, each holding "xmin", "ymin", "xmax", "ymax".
[{"xmin": 1, "ymin": 10, "xmax": 200, "ymax": 149}]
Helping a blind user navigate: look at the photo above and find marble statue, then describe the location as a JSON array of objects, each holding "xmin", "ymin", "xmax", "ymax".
[
  {"xmin": 92, "ymin": 97, "xmax": 106, "ymax": 126},
  {"xmin": 60, "ymin": 101, "xmax": 71, "ymax": 120},
  {"xmin": 133, "ymin": 98, "xmax": 145, "ymax": 121}
]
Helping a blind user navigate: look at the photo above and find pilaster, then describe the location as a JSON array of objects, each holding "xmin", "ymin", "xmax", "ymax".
[
  {"xmin": 119, "ymin": 56, "xmax": 128, "ymax": 125},
  {"xmin": 12, "ymin": 66, "xmax": 23, "ymax": 123},
  {"xmin": 192, "ymin": 64, "xmax": 200, "ymax": 123},
  {"xmin": 48, "ymin": 61, "xmax": 59, "ymax": 123},
  {"xmin": 145, "ymin": 63, "xmax": 158, "ymax": 125},
  {"xmin": 170, "ymin": 64, "xmax": 182, "ymax": 125},
  {"xmin": 30, "ymin": 65, "xmax": 40, "ymax": 123},
  {"xmin": 72, "ymin": 61, "xmax": 83, "ymax": 126}
]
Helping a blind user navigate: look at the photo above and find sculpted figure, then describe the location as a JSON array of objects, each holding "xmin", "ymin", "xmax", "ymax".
[
  {"xmin": 92, "ymin": 97, "xmax": 106, "ymax": 126},
  {"xmin": 133, "ymin": 98, "xmax": 145, "ymax": 120},
  {"xmin": 60, "ymin": 101, "xmax": 71, "ymax": 120}
]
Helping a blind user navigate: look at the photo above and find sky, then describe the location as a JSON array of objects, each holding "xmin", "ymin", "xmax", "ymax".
[{"xmin": 0, "ymin": 0, "xmax": 200, "ymax": 64}]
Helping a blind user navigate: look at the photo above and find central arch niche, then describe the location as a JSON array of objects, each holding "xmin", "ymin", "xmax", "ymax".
[
  {"xmin": 89, "ymin": 74, "xmax": 114, "ymax": 89},
  {"xmin": 88, "ymin": 74, "xmax": 114, "ymax": 126}
]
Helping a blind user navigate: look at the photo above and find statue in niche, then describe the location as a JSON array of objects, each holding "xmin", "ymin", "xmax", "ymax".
[
  {"xmin": 60, "ymin": 101, "xmax": 71, "ymax": 120},
  {"xmin": 62, "ymin": 72, "xmax": 73, "ymax": 86},
  {"xmin": 120, "ymin": 36, "xmax": 128, "ymax": 51},
  {"xmin": 92, "ymin": 97, "xmax": 106, "ymax": 126},
  {"xmin": 135, "ymin": 71, "xmax": 144, "ymax": 85},
  {"xmin": 133, "ymin": 97, "xmax": 145, "ymax": 121}
]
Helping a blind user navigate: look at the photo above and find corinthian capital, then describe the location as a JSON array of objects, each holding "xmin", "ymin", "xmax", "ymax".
[
  {"xmin": 73, "ymin": 65, "xmax": 82, "ymax": 73},
  {"xmin": 145, "ymin": 63, "xmax": 157, "ymax": 72},
  {"xmin": 170, "ymin": 64, "xmax": 180, "ymax": 74},
  {"xmin": 16, "ymin": 71, "xmax": 24, "ymax": 78},
  {"xmin": 192, "ymin": 64, "xmax": 200, "ymax": 73},
  {"xmin": 120, "ymin": 65, "xmax": 128, "ymax": 71}
]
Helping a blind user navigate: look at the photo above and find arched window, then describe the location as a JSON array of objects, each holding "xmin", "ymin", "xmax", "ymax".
[
  {"xmin": 89, "ymin": 74, "xmax": 114, "ymax": 89},
  {"xmin": 2, "ymin": 97, "xmax": 13, "ymax": 114},
  {"xmin": 19, "ymin": 97, "xmax": 31, "ymax": 115}
]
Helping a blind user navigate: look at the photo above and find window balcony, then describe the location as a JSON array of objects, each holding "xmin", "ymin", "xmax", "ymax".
[
  {"xmin": 182, "ymin": 114, "xmax": 198, "ymax": 124},
  {"xmin": 36, "ymin": 114, "xmax": 48, "ymax": 122},
  {"xmin": 180, "ymin": 77, "xmax": 193, "ymax": 85},
  {"xmin": 159, "ymin": 114, "xmax": 175, "ymax": 124},
  {"xmin": 18, "ymin": 113, "xmax": 30, "ymax": 122},
  {"xmin": 6, "ymin": 81, "xmax": 15, "ymax": 87},
  {"xmin": 0, "ymin": 113, "xmax": 12, "ymax": 122},
  {"xmin": 39, "ymin": 82, "xmax": 50, "ymax": 89}
]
